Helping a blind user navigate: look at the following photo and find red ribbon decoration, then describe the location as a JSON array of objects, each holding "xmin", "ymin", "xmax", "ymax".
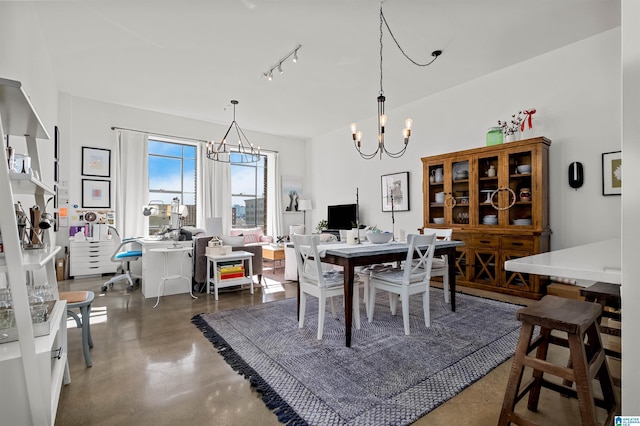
[{"xmin": 520, "ymin": 109, "xmax": 536, "ymax": 132}]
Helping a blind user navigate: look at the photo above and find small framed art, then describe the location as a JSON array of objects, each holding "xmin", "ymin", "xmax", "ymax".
[
  {"xmin": 602, "ymin": 150, "xmax": 621, "ymax": 196},
  {"xmin": 82, "ymin": 146, "xmax": 111, "ymax": 177},
  {"xmin": 381, "ymin": 172, "xmax": 410, "ymax": 212},
  {"xmin": 82, "ymin": 179, "xmax": 111, "ymax": 208}
]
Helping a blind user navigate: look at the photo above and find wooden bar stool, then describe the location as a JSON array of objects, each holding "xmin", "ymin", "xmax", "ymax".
[
  {"xmin": 59, "ymin": 291, "xmax": 95, "ymax": 367},
  {"xmin": 580, "ymin": 281, "xmax": 621, "ymax": 341},
  {"xmin": 498, "ymin": 295, "xmax": 617, "ymax": 426}
]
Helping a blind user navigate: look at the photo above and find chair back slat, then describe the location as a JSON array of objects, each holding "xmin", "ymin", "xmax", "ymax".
[
  {"xmin": 293, "ymin": 234, "xmax": 328, "ymax": 288},
  {"xmin": 404, "ymin": 233, "xmax": 436, "ymax": 283}
]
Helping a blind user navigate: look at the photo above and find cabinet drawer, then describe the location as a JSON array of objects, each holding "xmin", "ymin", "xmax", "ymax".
[
  {"xmin": 471, "ymin": 235, "xmax": 500, "ymax": 248},
  {"xmin": 501, "ymin": 236, "xmax": 534, "ymax": 251}
]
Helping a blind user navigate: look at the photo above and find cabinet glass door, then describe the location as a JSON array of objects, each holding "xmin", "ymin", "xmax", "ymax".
[
  {"xmin": 426, "ymin": 162, "xmax": 446, "ymax": 225},
  {"xmin": 450, "ymin": 160, "xmax": 470, "ymax": 226},
  {"xmin": 475, "ymin": 154, "xmax": 499, "ymax": 227},
  {"xmin": 507, "ymin": 149, "xmax": 534, "ymax": 228}
]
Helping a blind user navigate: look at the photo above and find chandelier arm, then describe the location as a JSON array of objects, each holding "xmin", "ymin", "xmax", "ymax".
[
  {"xmin": 353, "ymin": 139, "xmax": 381, "ymax": 160},
  {"xmin": 216, "ymin": 123, "xmax": 234, "ymax": 154},
  {"xmin": 380, "ymin": 9, "xmax": 441, "ymax": 67}
]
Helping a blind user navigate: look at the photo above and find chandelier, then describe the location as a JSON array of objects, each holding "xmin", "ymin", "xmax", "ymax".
[
  {"xmin": 206, "ymin": 100, "xmax": 260, "ymax": 163},
  {"xmin": 350, "ymin": 6, "xmax": 442, "ymax": 160}
]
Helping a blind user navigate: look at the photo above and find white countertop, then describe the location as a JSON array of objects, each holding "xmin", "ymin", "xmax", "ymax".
[{"xmin": 504, "ymin": 238, "xmax": 621, "ymax": 285}]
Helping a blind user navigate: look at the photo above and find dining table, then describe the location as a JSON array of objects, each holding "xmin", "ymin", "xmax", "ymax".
[{"xmin": 295, "ymin": 239, "xmax": 465, "ymax": 347}]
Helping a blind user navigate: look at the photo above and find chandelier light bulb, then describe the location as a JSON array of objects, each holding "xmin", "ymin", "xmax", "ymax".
[
  {"xmin": 350, "ymin": 123, "xmax": 358, "ymax": 134},
  {"xmin": 356, "ymin": 130, "xmax": 363, "ymax": 142},
  {"xmin": 380, "ymin": 114, "xmax": 387, "ymax": 127},
  {"xmin": 402, "ymin": 128, "xmax": 410, "ymax": 138},
  {"xmin": 405, "ymin": 118, "xmax": 413, "ymax": 129}
]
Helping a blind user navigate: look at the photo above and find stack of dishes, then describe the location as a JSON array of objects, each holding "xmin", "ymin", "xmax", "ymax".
[
  {"xmin": 434, "ymin": 192, "xmax": 445, "ymax": 203},
  {"xmin": 513, "ymin": 218, "xmax": 532, "ymax": 226},
  {"xmin": 482, "ymin": 215, "xmax": 497, "ymax": 225}
]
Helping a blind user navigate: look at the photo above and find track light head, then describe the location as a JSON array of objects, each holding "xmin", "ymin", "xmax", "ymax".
[
  {"xmin": 267, "ymin": 71, "xmax": 273, "ymax": 81},
  {"xmin": 293, "ymin": 49, "xmax": 299, "ymax": 63},
  {"xmin": 278, "ymin": 63, "xmax": 283, "ymax": 74}
]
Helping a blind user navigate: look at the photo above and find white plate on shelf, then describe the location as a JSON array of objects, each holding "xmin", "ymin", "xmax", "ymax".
[{"xmin": 452, "ymin": 162, "xmax": 469, "ymax": 177}]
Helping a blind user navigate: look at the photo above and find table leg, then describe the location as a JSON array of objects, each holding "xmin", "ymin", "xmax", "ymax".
[
  {"xmin": 344, "ymin": 265, "xmax": 355, "ymax": 347},
  {"xmin": 447, "ymin": 247, "xmax": 456, "ymax": 312}
]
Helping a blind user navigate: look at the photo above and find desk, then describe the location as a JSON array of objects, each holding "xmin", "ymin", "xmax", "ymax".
[
  {"xmin": 206, "ymin": 251, "xmax": 254, "ymax": 300},
  {"xmin": 149, "ymin": 246, "xmax": 197, "ymax": 308},
  {"xmin": 304, "ymin": 240, "xmax": 464, "ymax": 347},
  {"xmin": 504, "ymin": 238, "xmax": 621, "ymax": 285},
  {"xmin": 137, "ymin": 239, "xmax": 193, "ymax": 298}
]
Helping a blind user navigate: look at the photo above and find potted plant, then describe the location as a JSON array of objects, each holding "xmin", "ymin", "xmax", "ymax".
[
  {"xmin": 498, "ymin": 111, "xmax": 523, "ymax": 142},
  {"xmin": 316, "ymin": 219, "xmax": 328, "ymax": 233}
]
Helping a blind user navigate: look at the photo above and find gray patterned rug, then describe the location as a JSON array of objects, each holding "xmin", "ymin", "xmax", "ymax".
[{"xmin": 192, "ymin": 289, "xmax": 522, "ymax": 426}]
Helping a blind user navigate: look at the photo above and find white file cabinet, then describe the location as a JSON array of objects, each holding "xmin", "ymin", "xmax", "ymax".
[{"xmin": 69, "ymin": 239, "xmax": 117, "ymax": 277}]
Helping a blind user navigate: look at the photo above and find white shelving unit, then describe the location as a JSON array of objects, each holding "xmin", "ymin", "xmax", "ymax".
[{"xmin": 0, "ymin": 77, "xmax": 68, "ymax": 425}]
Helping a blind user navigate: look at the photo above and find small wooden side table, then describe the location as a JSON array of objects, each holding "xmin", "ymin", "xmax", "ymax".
[
  {"xmin": 206, "ymin": 251, "xmax": 255, "ymax": 300},
  {"xmin": 262, "ymin": 245, "xmax": 285, "ymax": 270}
]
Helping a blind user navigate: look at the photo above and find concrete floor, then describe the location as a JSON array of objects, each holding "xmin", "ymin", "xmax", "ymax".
[{"xmin": 55, "ymin": 271, "xmax": 620, "ymax": 425}]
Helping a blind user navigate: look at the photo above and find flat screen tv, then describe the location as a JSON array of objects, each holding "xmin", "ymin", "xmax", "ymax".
[{"xmin": 327, "ymin": 203, "xmax": 358, "ymax": 230}]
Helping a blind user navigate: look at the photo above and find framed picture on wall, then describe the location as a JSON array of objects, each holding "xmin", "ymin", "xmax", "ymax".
[
  {"xmin": 282, "ymin": 175, "xmax": 302, "ymax": 212},
  {"xmin": 602, "ymin": 150, "xmax": 621, "ymax": 196},
  {"xmin": 82, "ymin": 146, "xmax": 111, "ymax": 177},
  {"xmin": 381, "ymin": 172, "xmax": 410, "ymax": 212},
  {"xmin": 82, "ymin": 179, "xmax": 111, "ymax": 208}
]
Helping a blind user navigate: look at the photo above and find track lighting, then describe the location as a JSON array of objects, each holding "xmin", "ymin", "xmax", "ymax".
[{"xmin": 262, "ymin": 44, "xmax": 302, "ymax": 81}]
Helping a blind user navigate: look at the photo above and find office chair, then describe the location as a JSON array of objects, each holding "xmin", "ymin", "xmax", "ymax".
[{"xmin": 102, "ymin": 227, "xmax": 142, "ymax": 292}]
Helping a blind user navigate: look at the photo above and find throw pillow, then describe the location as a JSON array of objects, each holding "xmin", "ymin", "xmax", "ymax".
[
  {"xmin": 244, "ymin": 233, "xmax": 261, "ymax": 244},
  {"xmin": 219, "ymin": 235, "xmax": 245, "ymax": 247}
]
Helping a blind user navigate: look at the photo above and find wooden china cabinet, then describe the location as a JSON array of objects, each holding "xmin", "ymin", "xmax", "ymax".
[{"xmin": 421, "ymin": 137, "xmax": 551, "ymax": 299}]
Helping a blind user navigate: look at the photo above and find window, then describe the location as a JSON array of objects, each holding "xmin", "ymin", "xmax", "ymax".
[
  {"xmin": 231, "ymin": 153, "xmax": 267, "ymax": 231},
  {"xmin": 147, "ymin": 139, "xmax": 197, "ymax": 234}
]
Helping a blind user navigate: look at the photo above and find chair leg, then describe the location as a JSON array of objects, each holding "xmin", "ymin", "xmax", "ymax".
[
  {"xmin": 389, "ymin": 293, "xmax": 398, "ymax": 316},
  {"xmin": 402, "ymin": 288, "xmax": 410, "ymax": 335},
  {"xmin": 368, "ymin": 286, "xmax": 376, "ymax": 323},
  {"xmin": 423, "ymin": 286, "xmax": 431, "ymax": 327},
  {"xmin": 299, "ymin": 292, "xmax": 307, "ymax": 329},
  {"xmin": 442, "ymin": 260, "xmax": 450, "ymax": 304},
  {"xmin": 362, "ymin": 275, "xmax": 370, "ymax": 319},
  {"xmin": 329, "ymin": 296, "xmax": 337, "ymax": 318},
  {"xmin": 317, "ymin": 294, "xmax": 326, "ymax": 340},
  {"xmin": 353, "ymin": 283, "xmax": 361, "ymax": 330},
  {"xmin": 80, "ymin": 304, "xmax": 93, "ymax": 367}
]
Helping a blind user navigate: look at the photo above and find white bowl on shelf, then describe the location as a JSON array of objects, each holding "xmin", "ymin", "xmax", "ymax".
[
  {"xmin": 433, "ymin": 217, "xmax": 445, "ymax": 224},
  {"xmin": 366, "ymin": 231, "xmax": 393, "ymax": 244},
  {"xmin": 517, "ymin": 165, "xmax": 532, "ymax": 174},
  {"xmin": 434, "ymin": 192, "xmax": 445, "ymax": 203}
]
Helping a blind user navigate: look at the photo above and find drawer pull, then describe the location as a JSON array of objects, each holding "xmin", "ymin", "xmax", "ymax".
[
  {"xmin": 480, "ymin": 240, "xmax": 491, "ymax": 244},
  {"xmin": 52, "ymin": 346, "xmax": 63, "ymax": 360},
  {"xmin": 511, "ymin": 242, "xmax": 524, "ymax": 246}
]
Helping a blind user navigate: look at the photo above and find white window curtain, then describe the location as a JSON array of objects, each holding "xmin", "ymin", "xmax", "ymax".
[
  {"xmin": 197, "ymin": 143, "xmax": 232, "ymax": 233},
  {"xmin": 114, "ymin": 129, "xmax": 148, "ymax": 238},
  {"xmin": 266, "ymin": 151, "xmax": 283, "ymax": 239}
]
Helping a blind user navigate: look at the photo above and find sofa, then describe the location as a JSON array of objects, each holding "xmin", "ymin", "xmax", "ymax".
[
  {"xmin": 193, "ymin": 235, "xmax": 264, "ymax": 291},
  {"xmin": 229, "ymin": 226, "xmax": 274, "ymax": 245}
]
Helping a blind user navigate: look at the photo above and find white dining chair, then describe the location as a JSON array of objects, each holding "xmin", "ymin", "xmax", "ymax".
[
  {"xmin": 293, "ymin": 234, "xmax": 361, "ymax": 340},
  {"xmin": 367, "ymin": 233, "xmax": 436, "ymax": 335},
  {"xmin": 422, "ymin": 227, "xmax": 453, "ymax": 303}
]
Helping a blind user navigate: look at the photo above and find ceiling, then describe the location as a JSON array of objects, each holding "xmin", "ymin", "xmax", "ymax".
[{"xmin": 27, "ymin": 0, "xmax": 620, "ymax": 140}]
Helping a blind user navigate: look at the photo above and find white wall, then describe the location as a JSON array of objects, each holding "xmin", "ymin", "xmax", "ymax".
[
  {"xmin": 56, "ymin": 94, "xmax": 307, "ymax": 246},
  {"xmin": 308, "ymin": 28, "xmax": 622, "ymax": 251},
  {"xmin": 0, "ymin": 3, "xmax": 58, "ymax": 188},
  {"xmin": 621, "ymin": 0, "xmax": 639, "ymax": 410}
]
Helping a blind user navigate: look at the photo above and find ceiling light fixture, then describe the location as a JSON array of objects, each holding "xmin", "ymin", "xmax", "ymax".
[
  {"xmin": 350, "ymin": 5, "xmax": 442, "ymax": 160},
  {"xmin": 206, "ymin": 100, "xmax": 260, "ymax": 163},
  {"xmin": 262, "ymin": 44, "xmax": 302, "ymax": 81}
]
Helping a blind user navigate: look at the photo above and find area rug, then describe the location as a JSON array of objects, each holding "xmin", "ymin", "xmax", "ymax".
[{"xmin": 192, "ymin": 289, "xmax": 522, "ymax": 426}]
